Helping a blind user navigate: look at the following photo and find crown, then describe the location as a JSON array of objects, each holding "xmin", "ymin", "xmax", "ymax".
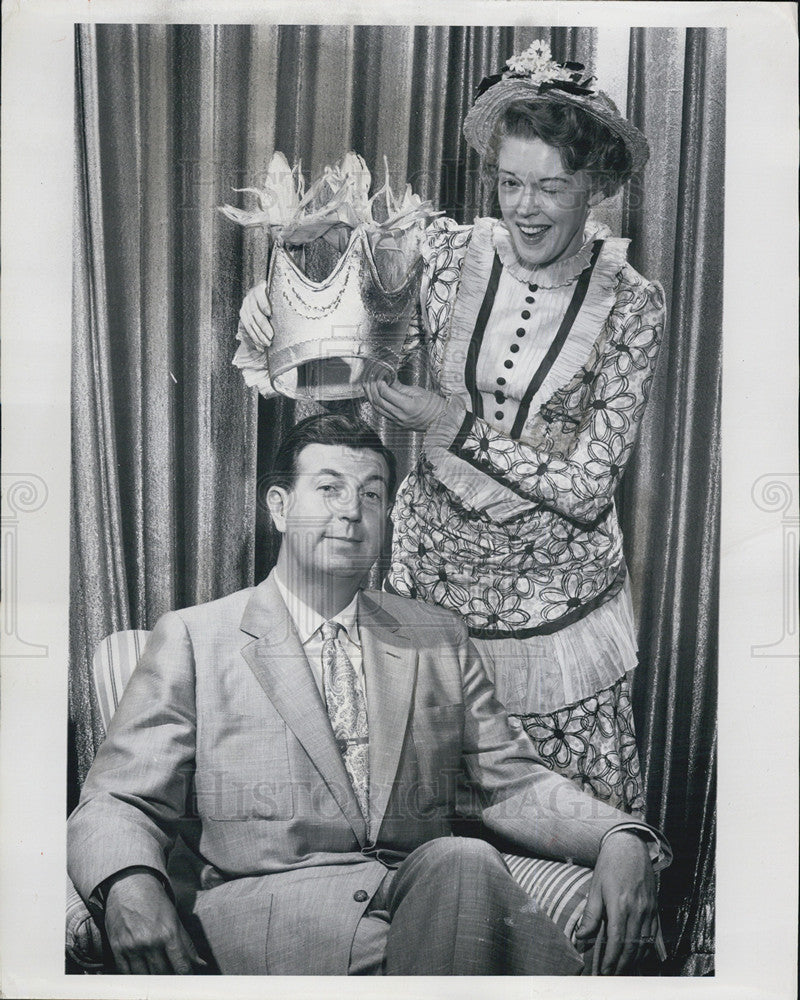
[
  {"xmin": 220, "ymin": 152, "xmax": 439, "ymax": 400},
  {"xmin": 266, "ymin": 228, "xmax": 422, "ymax": 399}
]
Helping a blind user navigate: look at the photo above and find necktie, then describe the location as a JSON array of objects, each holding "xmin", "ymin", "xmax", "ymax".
[{"xmin": 321, "ymin": 621, "xmax": 369, "ymax": 822}]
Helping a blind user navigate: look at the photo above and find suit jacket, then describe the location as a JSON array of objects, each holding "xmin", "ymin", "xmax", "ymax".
[{"xmin": 68, "ymin": 572, "xmax": 646, "ymax": 974}]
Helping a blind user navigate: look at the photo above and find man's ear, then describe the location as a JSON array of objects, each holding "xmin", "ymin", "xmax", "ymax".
[{"xmin": 266, "ymin": 485, "xmax": 290, "ymax": 533}]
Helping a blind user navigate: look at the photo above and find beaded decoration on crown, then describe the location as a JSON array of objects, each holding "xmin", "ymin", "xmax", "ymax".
[{"xmin": 220, "ymin": 152, "xmax": 440, "ymax": 400}]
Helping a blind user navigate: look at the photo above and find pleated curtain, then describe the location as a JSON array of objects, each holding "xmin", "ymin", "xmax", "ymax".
[
  {"xmin": 70, "ymin": 23, "xmax": 723, "ymax": 975},
  {"xmin": 619, "ymin": 28, "xmax": 724, "ymax": 976}
]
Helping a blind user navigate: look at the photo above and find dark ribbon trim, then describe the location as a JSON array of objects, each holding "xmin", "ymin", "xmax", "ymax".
[
  {"xmin": 466, "ymin": 563, "xmax": 627, "ymax": 640},
  {"xmin": 447, "ymin": 436, "xmax": 614, "ymax": 531},
  {"xmin": 510, "ymin": 239, "xmax": 604, "ymax": 439},
  {"xmin": 464, "ymin": 252, "xmax": 504, "ymax": 419},
  {"xmin": 476, "ymin": 73, "xmax": 503, "ymax": 97},
  {"xmin": 450, "ymin": 410, "xmax": 476, "ymax": 454},
  {"xmin": 475, "ymin": 65, "xmax": 593, "ymax": 100},
  {"xmin": 538, "ymin": 79, "xmax": 596, "ymax": 97},
  {"xmin": 384, "ymin": 563, "xmax": 628, "ymax": 640}
]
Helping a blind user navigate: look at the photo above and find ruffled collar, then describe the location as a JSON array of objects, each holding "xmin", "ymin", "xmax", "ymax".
[{"xmin": 491, "ymin": 215, "xmax": 626, "ymax": 288}]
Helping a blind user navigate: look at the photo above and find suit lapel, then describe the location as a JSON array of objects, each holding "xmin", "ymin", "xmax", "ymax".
[
  {"xmin": 359, "ymin": 593, "xmax": 418, "ymax": 841},
  {"xmin": 239, "ymin": 574, "xmax": 367, "ymax": 844}
]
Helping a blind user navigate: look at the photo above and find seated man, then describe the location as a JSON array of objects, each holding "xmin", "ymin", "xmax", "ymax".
[{"xmin": 68, "ymin": 413, "xmax": 669, "ymax": 976}]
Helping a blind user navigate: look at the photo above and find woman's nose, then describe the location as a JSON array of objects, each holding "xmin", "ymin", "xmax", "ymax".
[{"xmin": 518, "ymin": 184, "xmax": 541, "ymax": 216}]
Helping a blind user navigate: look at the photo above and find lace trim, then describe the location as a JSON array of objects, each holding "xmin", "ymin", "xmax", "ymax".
[
  {"xmin": 434, "ymin": 217, "xmax": 635, "ymax": 445},
  {"xmin": 472, "ymin": 579, "xmax": 638, "ymax": 714},
  {"xmin": 491, "ymin": 217, "xmax": 628, "ymax": 288},
  {"xmin": 516, "ymin": 237, "xmax": 632, "ymax": 425}
]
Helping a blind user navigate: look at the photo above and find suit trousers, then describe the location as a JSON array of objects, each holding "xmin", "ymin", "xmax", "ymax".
[{"xmin": 348, "ymin": 837, "xmax": 585, "ymax": 975}]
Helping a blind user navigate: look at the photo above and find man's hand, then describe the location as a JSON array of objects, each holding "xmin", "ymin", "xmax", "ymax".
[
  {"xmin": 575, "ymin": 830, "xmax": 659, "ymax": 974},
  {"xmin": 104, "ymin": 869, "xmax": 205, "ymax": 975},
  {"xmin": 364, "ymin": 379, "xmax": 446, "ymax": 432},
  {"xmin": 238, "ymin": 280, "xmax": 274, "ymax": 349}
]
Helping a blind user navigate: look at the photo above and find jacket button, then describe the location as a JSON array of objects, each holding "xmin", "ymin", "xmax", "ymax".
[{"xmin": 353, "ymin": 889, "xmax": 369, "ymax": 903}]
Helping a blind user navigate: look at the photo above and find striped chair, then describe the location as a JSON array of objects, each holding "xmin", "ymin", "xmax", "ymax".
[
  {"xmin": 90, "ymin": 629, "xmax": 148, "ymax": 733},
  {"xmin": 66, "ymin": 630, "xmax": 149, "ymax": 970},
  {"xmin": 67, "ymin": 630, "xmax": 595, "ymax": 969}
]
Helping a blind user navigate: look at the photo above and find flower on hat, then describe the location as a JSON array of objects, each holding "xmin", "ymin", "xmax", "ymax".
[
  {"xmin": 489, "ymin": 39, "xmax": 597, "ymax": 98},
  {"xmin": 504, "ymin": 40, "xmax": 573, "ymax": 84}
]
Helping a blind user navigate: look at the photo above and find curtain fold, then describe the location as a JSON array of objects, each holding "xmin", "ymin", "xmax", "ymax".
[
  {"xmin": 70, "ymin": 24, "xmax": 262, "ymax": 788},
  {"xmin": 71, "ymin": 27, "xmax": 132, "ymax": 777},
  {"xmin": 619, "ymin": 27, "xmax": 725, "ymax": 975},
  {"xmin": 70, "ymin": 24, "xmax": 723, "ymax": 974}
]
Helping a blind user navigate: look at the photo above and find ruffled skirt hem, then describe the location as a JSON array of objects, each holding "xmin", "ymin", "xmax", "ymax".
[{"xmin": 472, "ymin": 578, "xmax": 638, "ymax": 715}]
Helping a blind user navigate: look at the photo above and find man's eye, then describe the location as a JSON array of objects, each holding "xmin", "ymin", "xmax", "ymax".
[{"xmin": 318, "ymin": 483, "xmax": 337, "ymax": 493}]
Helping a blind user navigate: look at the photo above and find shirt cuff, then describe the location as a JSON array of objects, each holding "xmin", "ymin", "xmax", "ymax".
[
  {"xmin": 88, "ymin": 865, "xmax": 172, "ymax": 924},
  {"xmin": 599, "ymin": 822, "xmax": 673, "ymax": 873}
]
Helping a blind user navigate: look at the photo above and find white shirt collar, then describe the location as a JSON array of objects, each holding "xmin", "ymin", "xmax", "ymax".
[{"xmin": 273, "ymin": 572, "xmax": 361, "ymax": 647}]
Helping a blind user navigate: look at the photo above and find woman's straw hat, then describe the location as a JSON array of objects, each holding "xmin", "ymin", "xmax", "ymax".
[{"xmin": 463, "ymin": 40, "xmax": 650, "ymax": 176}]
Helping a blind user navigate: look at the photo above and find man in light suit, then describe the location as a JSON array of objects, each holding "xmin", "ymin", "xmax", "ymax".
[{"xmin": 68, "ymin": 414, "xmax": 668, "ymax": 976}]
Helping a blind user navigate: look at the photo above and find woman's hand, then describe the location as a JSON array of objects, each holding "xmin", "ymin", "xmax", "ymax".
[
  {"xmin": 238, "ymin": 280, "xmax": 274, "ymax": 349},
  {"xmin": 364, "ymin": 379, "xmax": 446, "ymax": 432}
]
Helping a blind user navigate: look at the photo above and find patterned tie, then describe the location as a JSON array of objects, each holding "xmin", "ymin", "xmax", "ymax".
[{"xmin": 320, "ymin": 621, "xmax": 369, "ymax": 822}]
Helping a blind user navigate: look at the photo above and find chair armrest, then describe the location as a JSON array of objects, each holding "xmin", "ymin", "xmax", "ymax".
[
  {"xmin": 65, "ymin": 875, "xmax": 104, "ymax": 971},
  {"xmin": 503, "ymin": 854, "xmax": 592, "ymax": 942}
]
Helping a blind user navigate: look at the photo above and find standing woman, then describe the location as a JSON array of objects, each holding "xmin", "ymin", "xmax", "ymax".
[
  {"xmin": 239, "ymin": 43, "xmax": 665, "ymax": 818},
  {"xmin": 367, "ymin": 43, "xmax": 665, "ymax": 818}
]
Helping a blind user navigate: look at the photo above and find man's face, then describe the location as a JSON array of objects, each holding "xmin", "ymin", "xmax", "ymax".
[{"xmin": 269, "ymin": 443, "xmax": 391, "ymax": 590}]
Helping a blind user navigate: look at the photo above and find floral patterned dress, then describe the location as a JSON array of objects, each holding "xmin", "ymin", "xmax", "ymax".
[{"xmin": 385, "ymin": 216, "xmax": 666, "ymax": 816}]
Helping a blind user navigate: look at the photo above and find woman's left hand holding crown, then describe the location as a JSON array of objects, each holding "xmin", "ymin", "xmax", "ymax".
[{"xmin": 365, "ymin": 379, "xmax": 446, "ymax": 432}]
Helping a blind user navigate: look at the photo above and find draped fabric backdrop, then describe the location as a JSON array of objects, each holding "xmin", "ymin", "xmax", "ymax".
[{"xmin": 70, "ymin": 23, "xmax": 723, "ymax": 975}]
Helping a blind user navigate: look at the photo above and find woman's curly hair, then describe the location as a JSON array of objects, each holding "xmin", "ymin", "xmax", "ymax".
[{"xmin": 481, "ymin": 100, "xmax": 632, "ymax": 204}]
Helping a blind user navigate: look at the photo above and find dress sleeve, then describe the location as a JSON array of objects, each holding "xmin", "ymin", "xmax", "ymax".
[
  {"xmin": 425, "ymin": 274, "xmax": 666, "ymax": 526},
  {"xmin": 232, "ymin": 331, "xmax": 280, "ymax": 399},
  {"xmin": 418, "ymin": 218, "xmax": 474, "ymax": 340}
]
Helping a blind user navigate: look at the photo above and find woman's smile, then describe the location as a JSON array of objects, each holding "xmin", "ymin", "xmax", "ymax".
[
  {"xmin": 514, "ymin": 221, "xmax": 551, "ymax": 244},
  {"xmin": 497, "ymin": 135, "xmax": 602, "ymax": 268}
]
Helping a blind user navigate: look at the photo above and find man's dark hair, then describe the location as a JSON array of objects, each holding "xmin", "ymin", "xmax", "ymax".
[{"xmin": 269, "ymin": 412, "xmax": 398, "ymax": 499}]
